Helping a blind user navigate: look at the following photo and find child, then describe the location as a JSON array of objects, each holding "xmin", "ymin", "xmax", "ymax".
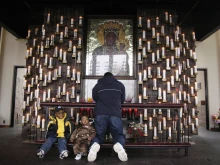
[
  {"xmin": 37, "ymin": 106, "xmax": 73, "ymax": 159},
  {"xmin": 69, "ymin": 115, "xmax": 96, "ymax": 160}
]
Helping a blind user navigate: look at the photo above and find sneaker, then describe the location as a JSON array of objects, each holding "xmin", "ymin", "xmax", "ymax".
[
  {"xmin": 87, "ymin": 142, "xmax": 100, "ymax": 162},
  {"xmin": 113, "ymin": 142, "xmax": 128, "ymax": 161},
  {"xmin": 37, "ymin": 149, "xmax": 45, "ymax": 158},
  {"xmin": 75, "ymin": 153, "xmax": 82, "ymax": 160},
  {"xmin": 59, "ymin": 150, "xmax": 68, "ymax": 159}
]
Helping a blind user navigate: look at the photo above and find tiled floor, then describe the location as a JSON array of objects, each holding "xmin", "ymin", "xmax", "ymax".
[{"xmin": 0, "ymin": 125, "xmax": 220, "ymax": 165}]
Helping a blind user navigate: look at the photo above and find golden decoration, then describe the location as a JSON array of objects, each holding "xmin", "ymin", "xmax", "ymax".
[{"xmin": 97, "ymin": 20, "xmax": 129, "ymax": 50}]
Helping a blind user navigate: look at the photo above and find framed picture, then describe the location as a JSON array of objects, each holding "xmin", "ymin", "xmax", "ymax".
[{"xmin": 85, "ymin": 17, "xmax": 134, "ymax": 77}]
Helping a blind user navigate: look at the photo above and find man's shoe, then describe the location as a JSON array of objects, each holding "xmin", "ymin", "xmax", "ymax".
[
  {"xmin": 75, "ymin": 153, "xmax": 82, "ymax": 160},
  {"xmin": 87, "ymin": 142, "xmax": 100, "ymax": 162},
  {"xmin": 59, "ymin": 150, "xmax": 68, "ymax": 159},
  {"xmin": 113, "ymin": 142, "xmax": 128, "ymax": 161},
  {"xmin": 37, "ymin": 149, "xmax": 45, "ymax": 158}
]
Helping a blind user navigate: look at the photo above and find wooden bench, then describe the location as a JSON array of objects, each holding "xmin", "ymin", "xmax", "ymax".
[{"xmin": 22, "ymin": 140, "xmax": 191, "ymax": 156}]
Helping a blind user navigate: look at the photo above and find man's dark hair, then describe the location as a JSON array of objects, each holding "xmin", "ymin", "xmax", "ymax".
[{"xmin": 104, "ymin": 72, "xmax": 113, "ymax": 77}]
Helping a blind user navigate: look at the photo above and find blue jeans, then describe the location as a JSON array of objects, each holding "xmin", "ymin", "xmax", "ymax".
[
  {"xmin": 91, "ymin": 115, "xmax": 125, "ymax": 147},
  {"xmin": 40, "ymin": 137, "xmax": 67, "ymax": 154}
]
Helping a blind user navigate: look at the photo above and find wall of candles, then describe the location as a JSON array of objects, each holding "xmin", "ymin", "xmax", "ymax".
[
  {"xmin": 22, "ymin": 7, "xmax": 84, "ymax": 135},
  {"xmin": 22, "ymin": 7, "xmax": 199, "ymax": 141},
  {"xmin": 136, "ymin": 8, "xmax": 198, "ymax": 135}
]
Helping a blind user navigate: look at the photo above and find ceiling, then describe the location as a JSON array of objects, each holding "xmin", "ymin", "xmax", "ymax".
[{"xmin": 0, "ymin": 0, "xmax": 219, "ymax": 41}]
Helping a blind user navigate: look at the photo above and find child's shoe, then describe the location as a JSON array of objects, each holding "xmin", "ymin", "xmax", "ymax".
[
  {"xmin": 37, "ymin": 149, "xmax": 45, "ymax": 158},
  {"xmin": 59, "ymin": 150, "xmax": 68, "ymax": 159},
  {"xmin": 75, "ymin": 153, "xmax": 82, "ymax": 160}
]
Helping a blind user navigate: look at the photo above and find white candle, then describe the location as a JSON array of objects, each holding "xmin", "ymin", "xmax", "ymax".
[
  {"xmin": 64, "ymin": 27, "xmax": 68, "ymax": 36},
  {"xmin": 58, "ymin": 66, "xmax": 62, "ymax": 76},
  {"xmin": 158, "ymin": 121, "xmax": 161, "ymax": 131},
  {"xmin": 192, "ymin": 123, "xmax": 195, "ymax": 131},
  {"xmin": 168, "ymin": 127, "xmax": 171, "ymax": 137},
  {"xmin": 147, "ymin": 41, "xmax": 151, "ymax": 50},
  {"xmin": 37, "ymin": 115, "xmax": 41, "ymax": 126},
  {"xmin": 153, "ymin": 78, "xmax": 157, "ymax": 88},
  {"xmin": 22, "ymin": 116, "xmax": 25, "ymax": 124},
  {"xmin": 26, "ymin": 113, "xmax": 29, "ymax": 122},
  {"xmin": 76, "ymin": 94, "xmax": 80, "ymax": 102},
  {"xmin": 166, "ymin": 58, "xmax": 170, "ymax": 69},
  {"xmin": 79, "ymin": 16, "xmax": 82, "ymax": 25},
  {"xmin": 188, "ymin": 115, "xmax": 191, "ymax": 124},
  {"xmin": 147, "ymin": 19, "xmax": 150, "ymax": 28},
  {"xmin": 158, "ymin": 87, "xmax": 161, "ymax": 97},
  {"xmin": 60, "ymin": 32, "xmax": 63, "ymax": 39},
  {"xmin": 192, "ymin": 108, "xmax": 195, "ymax": 116},
  {"xmin": 71, "ymin": 86, "xmax": 75, "ymax": 97},
  {"xmin": 144, "ymin": 124, "xmax": 147, "ymax": 133},
  {"xmin": 47, "ymin": 89, "xmax": 50, "ymax": 99},
  {"xmin": 161, "ymin": 25, "xmax": 164, "ymax": 34},
  {"xmin": 163, "ymin": 70, "xmax": 166, "ymax": 79},
  {"xmin": 187, "ymin": 94, "xmax": 190, "ymax": 102},
  {"xmin": 144, "ymin": 109, "xmax": 147, "ymax": 118},
  {"xmin": 179, "ymin": 91, "xmax": 182, "ymax": 100},
  {"xmin": 142, "ymin": 30, "xmax": 146, "ymax": 39},
  {"xmin": 143, "ymin": 70, "xmax": 147, "ymax": 79},
  {"xmin": 195, "ymin": 118, "xmax": 198, "ymax": 126},
  {"xmin": 165, "ymin": 12, "xmax": 168, "ymax": 21},
  {"xmin": 72, "ymin": 69, "xmax": 76, "ymax": 79},
  {"xmin": 149, "ymin": 117, "xmax": 152, "ymax": 127},
  {"xmin": 77, "ymin": 71, "xmax": 80, "ymax": 83},
  {"xmin": 163, "ymin": 90, "xmax": 166, "ymax": 100},
  {"xmin": 140, "ymin": 114, "xmax": 143, "ymax": 124},
  {"xmin": 71, "ymin": 108, "xmax": 74, "ymax": 117},
  {"xmin": 76, "ymin": 113, "xmax": 79, "ymax": 124},
  {"xmin": 49, "ymin": 57, "xmax": 53, "ymax": 66},
  {"xmin": 154, "ymin": 127, "xmax": 157, "ymax": 137},
  {"xmin": 167, "ymin": 81, "xmax": 170, "ymax": 92},
  {"xmin": 166, "ymin": 36, "xmax": 169, "ymax": 45},
  {"xmin": 67, "ymin": 66, "xmax": 70, "ymax": 76},
  {"xmin": 63, "ymin": 51, "xmax": 66, "ymax": 61},
  {"xmin": 48, "ymin": 71, "xmax": 51, "ymax": 81},
  {"xmin": 69, "ymin": 41, "xmax": 72, "ymax": 49},
  {"xmin": 157, "ymin": 67, "xmax": 160, "ymax": 77},
  {"xmin": 60, "ymin": 16, "xmax": 63, "ymax": 24},
  {"xmin": 42, "ymin": 119, "xmax": 45, "ymax": 129},
  {"xmin": 43, "ymin": 91, "xmax": 46, "ymax": 101},
  {"xmin": 167, "ymin": 109, "xmax": 170, "ymax": 118},
  {"xmin": 169, "ymin": 14, "xmax": 172, "ymax": 24},
  {"xmin": 152, "ymin": 27, "xmax": 155, "ymax": 36},
  {"xmin": 171, "ymin": 76, "xmax": 174, "ymax": 86},
  {"xmin": 180, "ymin": 108, "xmax": 183, "ymax": 118},
  {"xmin": 148, "ymin": 67, "xmax": 151, "ymax": 76},
  {"xmin": 71, "ymin": 18, "xmax": 74, "ymax": 25},
  {"xmin": 138, "ymin": 95, "xmax": 142, "ymax": 103},
  {"xmin": 163, "ymin": 117, "xmax": 166, "ymax": 127},
  {"xmin": 138, "ymin": 72, "xmax": 142, "ymax": 81},
  {"xmin": 74, "ymin": 29, "xmax": 77, "ymax": 38},
  {"xmin": 78, "ymin": 38, "xmax": 81, "ymax": 46},
  {"xmin": 138, "ymin": 38, "xmax": 142, "ymax": 47},
  {"xmin": 143, "ymin": 87, "xmax": 147, "ymax": 97},
  {"xmin": 66, "ymin": 92, "xmax": 69, "ymax": 102},
  {"xmin": 156, "ymin": 33, "xmax": 160, "ymax": 42},
  {"xmin": 152, "ymin": 52, "xmax": 155, "ymax": 62},
  {"xmin": 138, "ymin": 17, "xmax": 142, "ymax": 25},
  {"xmin": 63, "ymin": 83, "xmax": 66, "ymax": 93},
  {"xmin": 195, "ymin": 96, "xmax": 198, "ymax": 105},
  {"xmin": 57, "ymin": 86, "xmax": 61, "ymax": 96}
]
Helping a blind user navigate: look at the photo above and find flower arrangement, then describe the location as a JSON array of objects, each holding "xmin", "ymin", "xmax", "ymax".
[
  {"xmin": 126, "ymin": 122, "xmax": 144, "ymax": 140},
  {"xmin": 212, "ymin": 109, "xmax": 220, "ymax": 124}
]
